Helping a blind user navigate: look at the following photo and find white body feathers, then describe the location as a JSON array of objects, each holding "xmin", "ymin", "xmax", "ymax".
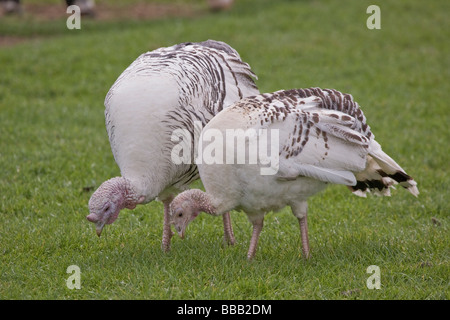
[
  {"xmin": 104, "ymin": 40, "xmax": 259, "ymax": 202},
  {"xmin": 196, "ymin": 88, "xmax": 418, "ymax": 221}
]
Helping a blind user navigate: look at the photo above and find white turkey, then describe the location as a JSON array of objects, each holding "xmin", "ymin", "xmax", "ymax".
[
  {"xmin": 86, "ymin": 40, "xmax": 259, "ymax": 251},
  {"xmin": 170, "ymin": 88, "xmax": 419, "ymax": 259}
]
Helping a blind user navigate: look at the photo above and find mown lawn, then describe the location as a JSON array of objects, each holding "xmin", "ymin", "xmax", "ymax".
[{"xmin": 0, "ymin": 0, "xmax": 448, "ymax": 300}]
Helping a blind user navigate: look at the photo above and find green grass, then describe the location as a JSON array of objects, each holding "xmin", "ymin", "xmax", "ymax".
[{"xmin": 0, "ymin": 0, "xmax": 448, "ymax": 300}]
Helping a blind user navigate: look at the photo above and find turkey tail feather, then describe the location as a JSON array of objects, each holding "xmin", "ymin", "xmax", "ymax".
[{"xmin": 350, "ymin": 140, "xmax": 419, "ymax": 197}]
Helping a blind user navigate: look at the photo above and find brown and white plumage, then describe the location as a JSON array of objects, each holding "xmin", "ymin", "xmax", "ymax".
[
  {"xmin": 170, "ymin": 88, "xmax": 418, "ymax": 259},
  {"xmin": 86, "ymin": 40, "xmax": 259, "ymax": 249}
]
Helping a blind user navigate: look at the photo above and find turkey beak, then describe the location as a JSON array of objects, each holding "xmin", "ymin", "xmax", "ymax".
[
  {"xmin": 86, "ymin": 213, "xmax": 105, "ymax": 237},
  {"xmin": 176, "ymin": 225, "xmax": 185, "ymax": 239},
  {"xmin": 95, "ymin": 222, "xmax": 105, "ymax": 237}
]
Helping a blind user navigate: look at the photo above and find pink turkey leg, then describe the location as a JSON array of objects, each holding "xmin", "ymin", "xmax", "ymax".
[
  {"xmin": 247, "ymin": 218, "xmax": 264, "ymax": 260},
  {"xmin": 161, "ymin": 196, "xmax": 174, "ymax": 252},
  {"xmin": 222, "ymin": 212, "xmax": 235, "ymax": 245}
]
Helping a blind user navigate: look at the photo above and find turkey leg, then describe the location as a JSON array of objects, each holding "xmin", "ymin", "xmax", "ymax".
[
  {"xmin": 222, "ymin": 212, "xmax": 236, "ymax": 245},
  {"xmin": 161, "ymin": 196, "xmax": 174, "ymax": 252},
  {"xmin": 291, "ymin": 202, "xmax": 310, "ymax": 259},
  {"xmin": 247, "ymin": 218, "xmax": 264, "ymax": 260},
  {"xmin": 298, "ymin": 214, "xmax": 310, "ymax": 259}
]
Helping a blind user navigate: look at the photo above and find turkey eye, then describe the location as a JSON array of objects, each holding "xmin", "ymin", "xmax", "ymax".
[
  {"xmin": 104, "ymin": 205, "xmax": 110, "ymax": 213},
  {"xmin": 178, "ymin": 212, "xmax": 183, "ymax": 217}
]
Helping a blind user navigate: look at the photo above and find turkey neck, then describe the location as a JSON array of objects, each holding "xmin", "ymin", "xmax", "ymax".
[{"xmin": 179, "ymin": 189, "xmax": 217, "ymax": 215}]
